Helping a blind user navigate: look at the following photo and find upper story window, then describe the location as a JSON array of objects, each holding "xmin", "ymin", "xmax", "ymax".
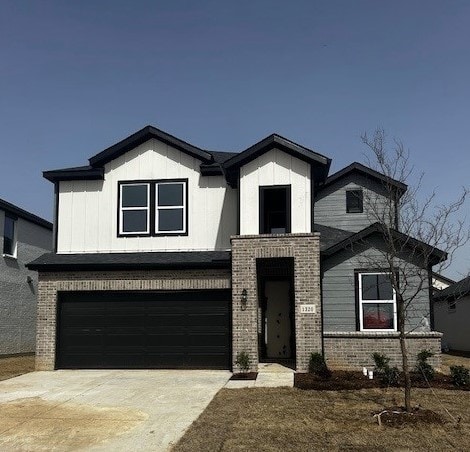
[
  {"xmin": 259, "ymin": 186, "xmax": 291, "ymax": 234},
  {"xmin": 118, "ymin": 180, "xmax": 187, "ymax": 237},
  {"xmin": 358, "ymin": 272, "xmax": 397, "ymax": 331},
  {"xmin": 346, "ymin": 189, "xmax": 363, "ymax": 213},
  {"xmin": 120, "ymin": 183, "xmax": 150, "ymax": 235},
  {"xmin": 3, "ymin": 214, "xmax": 17, "ymax": 257},
  {"xmin": 156, "ymin": 182, "xmax": 186, "ymax": 233}
]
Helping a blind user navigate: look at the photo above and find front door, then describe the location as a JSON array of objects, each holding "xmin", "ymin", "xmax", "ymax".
[{"xmin": 262, "ymin": 280, "xmax": 293, "ymax": 359}]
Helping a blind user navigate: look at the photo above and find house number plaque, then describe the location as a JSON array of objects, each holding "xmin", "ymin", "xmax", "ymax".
[{"xmin": 300, "ymin": 304, "xmax": 316, "ymax": 314}]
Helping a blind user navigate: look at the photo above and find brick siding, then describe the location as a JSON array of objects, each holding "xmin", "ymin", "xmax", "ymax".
[
  {"xmin": 231, "ymin": 233, "xmax": 322, "ymax": 372},
  {"xmin": 36, "ymin": 269, "xmax": 231, "ymax": 370},
  {"xmin": 324, "ymin": 331, "xmax": 442, "ymax": 370}
]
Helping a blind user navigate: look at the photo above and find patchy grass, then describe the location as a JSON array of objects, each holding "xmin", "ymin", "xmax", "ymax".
[
  {"xmin": 441, "ymin": 352, "xmax": 470, "ymax": 375},
  {"xmin": 0, "ymin": 354, "xmax": 35, "ymax": 381},
  {"xmin": 174, "ymin": 388, "xmax": 470, "ymax": 451}
]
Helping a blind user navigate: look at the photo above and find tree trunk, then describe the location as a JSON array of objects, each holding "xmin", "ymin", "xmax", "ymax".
[{"xmin": 398, "ymin": 296, "xmax": 412, "ymax": 412}]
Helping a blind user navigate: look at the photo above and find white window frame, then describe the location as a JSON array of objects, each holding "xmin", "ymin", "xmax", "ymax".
[
  {"xmin": 358, "ymin": 272, "xmax": 397, "ymax": 332},
  {"xmin": 2, "ymin": 214, "xmax": 17, "ymax": 258},
  {"xmin": 119, "ymin": 183, "xmax": 150, "ymax": 235},
  {"xmin": 155, "ymin": 181, "xmax": 186, "ymax": 234}
]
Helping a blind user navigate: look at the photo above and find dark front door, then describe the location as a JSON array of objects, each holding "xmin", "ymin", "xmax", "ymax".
[{"xmin": 57, "ymin": 290, "xmax": 231, "ymax": 369}]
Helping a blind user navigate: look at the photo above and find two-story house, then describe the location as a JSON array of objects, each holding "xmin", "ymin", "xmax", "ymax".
[
  {"xmin": 28, "ymin": 126, "xmax": 443, "ymax": 372},
  {"xmin": 1, "ymin": 198, "xmax": 52, "ymax": 355}
]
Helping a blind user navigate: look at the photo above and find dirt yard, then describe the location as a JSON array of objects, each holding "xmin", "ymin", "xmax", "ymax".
[
  {"xmin": 0, "ymin": 355, "xmax": 35, "ymax": 381},
  {"xmin": 441, "ymin": 351, "xmax": 470, "ymax": 374},
  {"xmin": 174, "ymin": 387, "xmax": 470, "ymax": 451}
]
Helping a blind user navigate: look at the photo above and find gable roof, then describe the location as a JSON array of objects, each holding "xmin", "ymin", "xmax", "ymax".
[
  {"xmin": 89, "ymin": 125, "xmax": 213, "ymax": 167},
  {"xmin": 223, "ymin": 134, "xmax": 330, "ymax": 169},
  {"xmin": 322, "ymin": 222, "xmax": 446, "ymax": 266},
  {"xmin": 0, "ymin": 197, "xmax": 52, "ymax": 230},
  {"xmin": 223, "ymin": 134, "xmax": 331, "ymax": 187},
  {"xmin": 42, "ymin": 126, "xmax": 333, "ymax": 184},
  {"xmin": 319, "ymin": 162, "xmax": 407, "ymax": 197},
  {"xmin": 435, "ymin": 275, "xmax": 470, "ymax": 301}
]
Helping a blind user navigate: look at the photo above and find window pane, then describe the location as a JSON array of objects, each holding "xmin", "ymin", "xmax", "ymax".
[
  {"xmin": 122, "ymin": 185, "xmax": 148, "ymax": 207},
  {"xmin": 3, "ymin": 237, "xmax": 13, "ymax": 255},
  {"xmin": 361, "ymin": 274, "xmax": 378, "ymax": 300},
  {"xmin": 377, "ymin": 274, "xmax": 393, "ymax": 300},
  {"xmin": 363, "ymin": 303, "xmax": 394, "ymax": 329},
  {"xmin": 361, "ymin": 274, "xmax": 394, "ymax": 300},
  {"xmin": 3, "ymin": 216, "xmax": 15, "ymax": 255},
  {"xmin": 346, "ymin": 190, "xmax": 363, "ymax": 213},
  {"xmin": 158, "ymin": 183, "xmax": 183, "ymax": 207},
  {"xmin": 122, "ymin": 210, "xmax": 148, "ymax": 233},
  {"xmin": 158, "ymin": 208, "xmax": 183, "ymax": 231}
]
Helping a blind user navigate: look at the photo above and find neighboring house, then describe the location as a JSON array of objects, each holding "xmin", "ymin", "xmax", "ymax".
[
  {"xmin": 0, "ymin": 198, "xmax": 52, "ymax": 355},
  {"xmin": 434, "ymin": 276, "xmax": 470, "ymax": 352},
  {"xmin": 432, "ymin": 272, "xmax": 455, "ymax": 293},
  {"xmin": 28, "ymin": 125, "xmax": 443, "ymax": 372}
]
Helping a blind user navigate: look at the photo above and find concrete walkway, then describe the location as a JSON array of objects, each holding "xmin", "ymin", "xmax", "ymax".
[
  {"xmin": 0, "ymin": 369, "xmax": 231, "ymax": 451},
  {"xmin": 225, "ymin": 363, "xmax": 294, "ymax": 388}
]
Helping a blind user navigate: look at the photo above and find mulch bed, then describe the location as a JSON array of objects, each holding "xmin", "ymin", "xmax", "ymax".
[
  {"xmin": 230, "ymin": 372, "xmax": 258, "ymax": 381},
  {"xmin": 373, "ymin": 406, "xmax": 445, "ymax": 427},
  {"xmin": 295, "ymin": 370, "xmax": 469, "ymax": 391}
]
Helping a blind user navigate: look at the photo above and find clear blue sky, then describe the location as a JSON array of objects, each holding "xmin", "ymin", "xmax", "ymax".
[{"xmin": 1, "ymin": 0, "xmax": 469, "ymax": 277}]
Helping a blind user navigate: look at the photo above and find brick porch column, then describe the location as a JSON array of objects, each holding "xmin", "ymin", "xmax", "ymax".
[{"xmin": 231, "ymin": 233, "xmax": 322, "ymax": 372}]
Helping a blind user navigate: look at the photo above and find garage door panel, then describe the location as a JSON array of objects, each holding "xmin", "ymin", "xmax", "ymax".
[{"xmin": 57, "ymin": 290, "xmax": 231, "ymax": 369}]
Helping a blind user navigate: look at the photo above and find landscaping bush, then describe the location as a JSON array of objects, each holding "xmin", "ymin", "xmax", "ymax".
[
  {"xmin": 308, "ymin": 352, "xmax": 332, "ymax": 379},
  {"xmin": 235, "ymin": 351, "xmax": 251, "ymax": 373},
  {"xmin": 415, "ymin": 349, "xmax": 435, "ymax": 382},
  {"xmin": 372, "ymin": 352, "xmax": 400, "ymax": 386},
  {"xmin": 450, "ymin": 365, "xmax": 470, "ymax": 387}
]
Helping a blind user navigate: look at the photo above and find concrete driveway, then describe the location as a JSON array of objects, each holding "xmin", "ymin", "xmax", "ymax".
[{"xmin": 0, "ymin": 369, "xmax": 231, "ymax": 451}]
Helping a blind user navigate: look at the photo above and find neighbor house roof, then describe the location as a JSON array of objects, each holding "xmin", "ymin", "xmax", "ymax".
[
  {"xmin": 27, "ymin": 250, "xmax": 231, "ymax": 271},
  {"xmin": 435, "ymin": 275, "xmax": 470, "ymax": 301},
  {"xmin": 0, "ymin": 197, "xmax": 52, "ymax": 230},
  {"xmin": 322, "ymin": 222, "xmax": 446, "ymax": 265},
  {"xmin": 318, "ymin": 162, "xmax": 407, "ymax": 196}
]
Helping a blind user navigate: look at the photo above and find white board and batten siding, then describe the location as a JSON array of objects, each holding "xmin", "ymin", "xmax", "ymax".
[
  {"xmin": 57, "ymin": 139, "xmax": 237, "ymax": 253},
  {"xmin": 239, "ymin": 148, "xmax": 311, "ymax": 235}
]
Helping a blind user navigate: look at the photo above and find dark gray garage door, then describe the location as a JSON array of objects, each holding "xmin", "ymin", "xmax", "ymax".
[{"xmin": 57, "ymin": 290, "xmax": 231, "ymax": 369}]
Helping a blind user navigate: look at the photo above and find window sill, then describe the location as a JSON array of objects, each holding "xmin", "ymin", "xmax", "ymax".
[{"xmin": 2, "ymin": 253, "xmax": 17, "ymax": 260}]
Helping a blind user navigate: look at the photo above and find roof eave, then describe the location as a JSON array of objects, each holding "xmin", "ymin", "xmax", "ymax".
[{"xmin": 43, "ymin": 167, "xmax": 104, "ymax": 183}]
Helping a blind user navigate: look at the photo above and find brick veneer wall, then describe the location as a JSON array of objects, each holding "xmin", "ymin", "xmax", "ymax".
[
  {"xmin": 324, "ymin": 331, "xmax": 442, "ymax": 370},
  {"xmin": 36, "ymin": 269, "xmax": 231, "ymax": 371},
  {"xmin": 231, "ymin": 233, "xmax": 322, "ymax": 372}
]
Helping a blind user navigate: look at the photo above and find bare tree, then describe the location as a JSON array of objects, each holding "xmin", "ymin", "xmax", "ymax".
[{"xmin": 356, "ymin": 128, "xmax": 469, "ymax": 412}]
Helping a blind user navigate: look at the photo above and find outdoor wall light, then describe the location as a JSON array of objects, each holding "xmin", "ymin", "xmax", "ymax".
[{"xmin": 241, "ymin": 289, "xmax": 248, "ymax": 311}]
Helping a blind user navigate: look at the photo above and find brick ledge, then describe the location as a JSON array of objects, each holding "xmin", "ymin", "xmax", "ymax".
[{"xmin": 324, "ymin": 331, "xmax": 443, "ymax": 338}]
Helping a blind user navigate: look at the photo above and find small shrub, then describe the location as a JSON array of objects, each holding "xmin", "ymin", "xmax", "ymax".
[
  {"xmin": 450, "ymin": 365, "xmax": 470, "ymax": 387},
  {"xmin": 308, "ymin": 352, "xmax": 332, "ymax": 379},
  {"xmin": 415, "ymin": 349, "xmax": 435, "ymax": 381},
  {"xmin": 235, "ymin": 351, "xmax": 251, "ymax": 373},
  {"xmin": 372, "ymin": 352, "xmax": 400, "ymax": 386}
]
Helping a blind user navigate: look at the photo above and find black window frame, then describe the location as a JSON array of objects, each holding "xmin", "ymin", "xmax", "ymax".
[
  {"xmin": 117, "ymin": 179, "xmax": 188, "ymax": 238},
  {"xmin": 259, "ymin": 185, "xmax": 292, "ymax": 235},
  {"xmin": 346, "ymin": 189, "xmax": 363, "ymax": 213},
  {"xmin": 2, "ymin": 213, "xmax": 17, "ymax": 257}
]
